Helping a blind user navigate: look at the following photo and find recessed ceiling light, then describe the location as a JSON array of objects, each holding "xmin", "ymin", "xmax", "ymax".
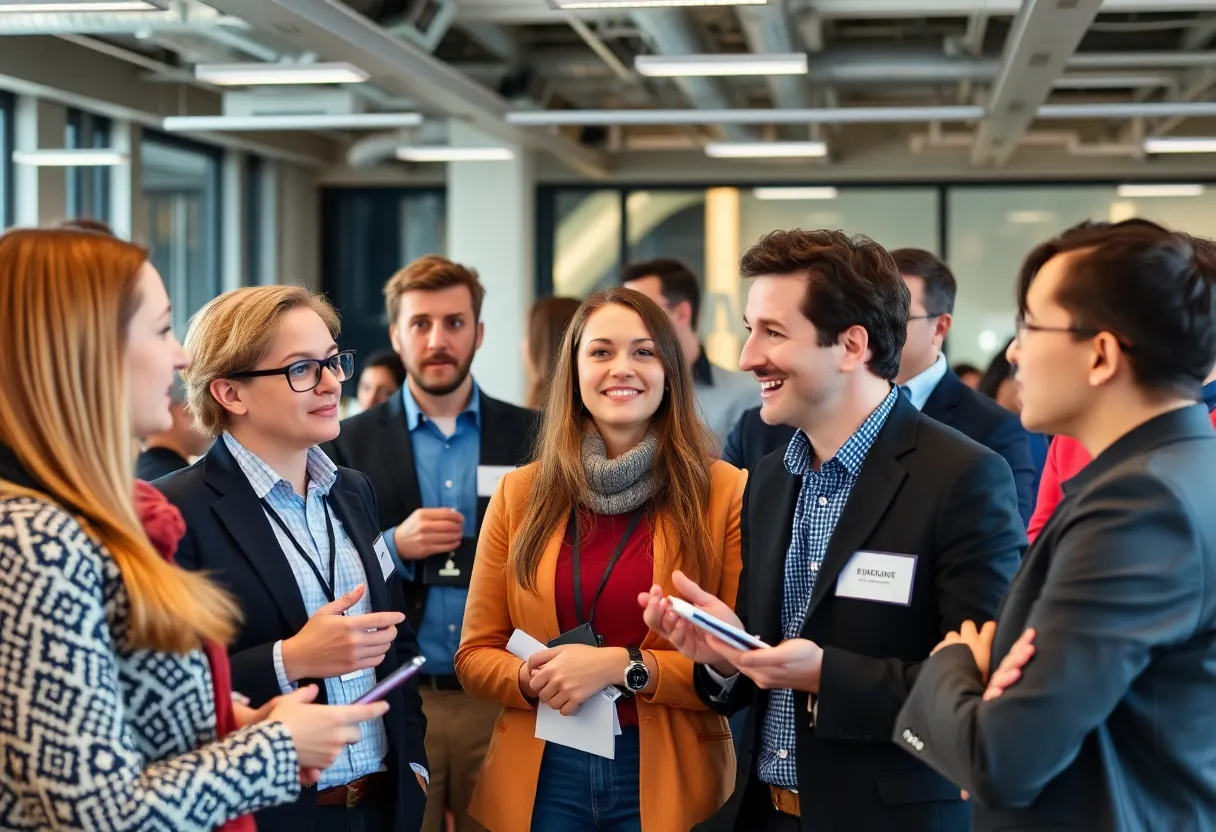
[
  {"xmin": 162, "ymin": 113, "xmax": 423, "ymax": 132},
  {"xmin": 753, "ymin": 187, "xmax": 838, "ymax": 200},
  {"xmin": 553, "ymin": 0, "xmax": 766, "ymax": 8},
  {"xmin": 12, "ymin": 149, "xmax": 128, "ymax": 166},
  {"xmin": 1143, "ymin": 137, "xmax": 1216, "ymax": 154},
  {"xmin": 636, "ymin": 53, "xmax": 807, "ymax": 77},
  {"xmin": 195, "ymin": 62, "xmax": 369, "ymax": 86},
  {"xmin": 1115, "ymin": 183, "xmax": 1205, "ymax": 198},
  {"xmin": 396, "ymin": 147, "xmax": 516, "ymax": 162},
  {"xmin": 0, "ymin": 0, "xmax": 165, "ymax": 10},
  {"xmin": 706, "ymin": 141, "xmax": 827, "ymax": 158}
]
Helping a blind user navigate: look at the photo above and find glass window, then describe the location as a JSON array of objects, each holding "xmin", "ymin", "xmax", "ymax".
[
  {"xmin": 140, "ymin": 133, "xmax": 221, "ymax": 335},
  {"xmin": 0, "ymin": 92, "xmax": 12, "ymax": 230},
  {"xmin": 946, "ymin": 185, "xmax": 1216, "ymax": 369},
  {"xmin": 547, "ymin": 189, "xmax": 623, "ymax": 297},
  {"xmin": 626, "ymin": 189, "xmax": 708, "ymax": 283},
  {"xmin": 65, "ymin": 109, "xmax": 111, "ymax": 223}
]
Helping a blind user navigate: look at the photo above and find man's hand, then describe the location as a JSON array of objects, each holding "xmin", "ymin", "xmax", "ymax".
[
  {"xmin": 707, "ymin": 638, "xmax": 824, "ymax": 693},
  {"xmin": 415, "ymin": 772, "xmax": 428, "ymax": 793},
  {"xmin": 932, "ymin": 620, "xmax": 998, "ymax": 683},
  {"xmin": 393, "ymin": 508, "xmax": 464, "ymax": 561},
  {"xmin": 984, "ymin": 627, "xmax": 1036, "ymax": 701},
  {"xmin": 526, "ymin": 644, "xmax": 625, "ymax": 716},
  {"xmin": 638, "ymin": 570, "xmax": 740, "ymax": 676},
  {"xmin": 281, "ymin": 585, "xmax": 405, "ymax": 682}
]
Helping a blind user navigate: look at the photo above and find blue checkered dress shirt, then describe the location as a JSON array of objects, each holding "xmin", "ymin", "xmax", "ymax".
[
  {"xmin": 756, "ymin": 387, "xmax": 898, "ymax": 789},
  {"xmin": 222, "ymin": 433, "xmax": 390, "ymax": 790}
]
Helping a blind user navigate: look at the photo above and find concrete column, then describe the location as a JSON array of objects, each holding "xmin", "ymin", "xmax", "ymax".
[
  {"xmin": 221, "ymin": 148, "xmax": 246, "ymax": 291},
  {"xmin": 257, "ymin": 159, "xmax": 280, "ymax": 284},
  {"xmin": 108, "ymin": 118, "xmax": 134, "ymax": 240},
  {"xmin": 446, "ymin": 120, "xmax": 534, "ymax": 406},
  {"xmin": 13, "ymin": 95, "xmax": 68, "ymax": 227}
]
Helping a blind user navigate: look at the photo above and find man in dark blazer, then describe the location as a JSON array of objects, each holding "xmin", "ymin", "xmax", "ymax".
[
  {"xmin": 722, "ymin": 248, "xmax": 1036, "ymax": 526},
  {"xmin": 642, "ymin": 229, "xmax": 1025, "ymax": 832},
  {"xmin": 158, "ymin": 438, "xmax": 429, "ymax": 832},
  {"xmin": 322, "ymin": 256, "xmax": 535, "ymax": 832},
  {"xmin": 894, "ymin": 220, "xmax": 1216, "ymax": 830}
]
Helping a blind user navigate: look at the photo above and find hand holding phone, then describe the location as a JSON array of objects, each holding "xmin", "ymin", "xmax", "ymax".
[
  {"xmin": 354, "ymin": 655, "xmax": 426, "ymax": 705},
  {"xmin": 667, "ymin": 597, "xmax": 770, "ymax": 652}
]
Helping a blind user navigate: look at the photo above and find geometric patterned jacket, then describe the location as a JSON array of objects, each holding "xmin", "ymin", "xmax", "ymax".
[{"xmin": 0, "ymin": 494, "xmax": 300, "ymax": 830}]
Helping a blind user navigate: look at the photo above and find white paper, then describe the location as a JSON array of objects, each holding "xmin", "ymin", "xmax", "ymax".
[
  {"xmin": 506, "ymin": 629, "xmax": 617, "ymax": 759},
  {"xmin": 835, "ymin": 550, "xmax": 918, "ymax": 606},
  {"xmin": 612, "ymin": 706, "xmax": 621, "ymax": 736},
  {"xmin": 373, "ymin": 535, "xmax": 396, "ymax": 581},
  {"xmin": 477, "ymin": 465, "xmax": 515, "ymax": 498}
]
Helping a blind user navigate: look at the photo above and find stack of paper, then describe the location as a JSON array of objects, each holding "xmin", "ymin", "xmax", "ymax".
[{"xmin": 507, "ymin": 630, "xmax": 621, "ymax": 760}]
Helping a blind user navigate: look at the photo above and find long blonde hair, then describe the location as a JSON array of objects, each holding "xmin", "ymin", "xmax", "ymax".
[
  {"xmin": 512, "ymin": 288, "xmax": 718, "ymax": 590},
  {"xmin": 0, "ymin": 229, "xmax": 238, "ymax": 653}
]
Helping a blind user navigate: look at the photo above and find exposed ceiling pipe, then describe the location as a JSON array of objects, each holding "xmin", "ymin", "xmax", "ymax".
[
  {"xmin": 1148, "ymin": 66, "xmax": 1216, "ymax": 136},
  {"xmin": 54, "ymin": 32, "xmax": 216, "ymax": 89},
  {"xmin": 565, "ymin": 13, "xmax": 633, "ymax": 84},
  {"xmin": 1068, "ymin": 51, "xmax": 1216, "ymax": 69},
  {"xmin": 804, "ymin": 0, "xmax": 1216, "ymax": 18},
  {"xmin": 735, "ymin": 3, "xmax": 814, "ymax": 111},
  {"xmin": 629, "ymin": 8, "xmax": 757, "ymax": 142},
  {"xmin": 909, "ymin": 126, "xmax": 1140, "ymax": 158}
]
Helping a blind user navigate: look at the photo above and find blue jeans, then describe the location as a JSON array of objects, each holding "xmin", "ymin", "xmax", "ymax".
[{"xmin": 530, "ymin": 727, "xmax": 642, "ymax": 832}]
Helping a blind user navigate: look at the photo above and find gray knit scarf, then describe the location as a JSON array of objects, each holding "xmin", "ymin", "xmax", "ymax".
[{"xmin": 580, "ymin": 427, "xmax": 658, "ymax": 515}]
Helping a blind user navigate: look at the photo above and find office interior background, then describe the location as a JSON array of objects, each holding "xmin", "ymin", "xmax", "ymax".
[{"xmin": 5, "ymin": 0, "xmax": 1216, "ymax": 406}]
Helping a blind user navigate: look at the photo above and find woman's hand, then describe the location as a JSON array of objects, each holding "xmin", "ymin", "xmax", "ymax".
[{"xmin": 526, "ymin": 644, "xmax": 625, "ymax": 716}]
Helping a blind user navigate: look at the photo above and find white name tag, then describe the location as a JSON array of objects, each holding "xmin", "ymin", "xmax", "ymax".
[
  {"xmin": 476, "ymin": 465, "xmax": 515, "ymax": 498},
  {"xmin": 835, "ymin": 551, "xmax": 918, "ymax": 606},
  {"xmin": 373, "ymin": 535, "xmax": 396, "ymax": 582}
]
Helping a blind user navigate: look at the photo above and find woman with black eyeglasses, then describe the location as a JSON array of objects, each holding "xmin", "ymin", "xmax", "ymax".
[{"xmin": 155, "ymin": 286, "xmax": 430, "ymax": 832}]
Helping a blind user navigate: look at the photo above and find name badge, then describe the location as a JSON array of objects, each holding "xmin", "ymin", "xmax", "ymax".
[
  {"xmin": 373, "ymin": 535, "xmax": 396, "ymax": 581},
  {"xmin": 835, "ymin": 551, "xmax": 917, "ymax": 606},
  {"xmin": 476, "ymin": 465, "xmax": 515, "ymax": 498}
]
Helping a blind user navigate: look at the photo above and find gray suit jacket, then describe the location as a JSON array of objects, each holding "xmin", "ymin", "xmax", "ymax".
[
  {"xmin": 894, "ymin": 404, "xmax": 1216, "ymax": 831},
  {"xmin": 694, "ymin": 359, "xmax": 759, "ymax": 452}
]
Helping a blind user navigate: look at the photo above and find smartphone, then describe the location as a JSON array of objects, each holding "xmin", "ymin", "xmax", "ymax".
[
  {"xmin": 667, "ymin": 597, "xmax": 770, "ymax": 651},
  {"xmin": 353, "ymin": 655, "xmax": 426, "ymax": 705}
]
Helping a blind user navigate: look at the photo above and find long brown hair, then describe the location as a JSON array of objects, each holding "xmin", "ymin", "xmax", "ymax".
[
  {"xmin": 0, "ymin": 229, "xmax": 239, "ymax": 653},
  {"xmin": 512, "ymin": 288, "xmax": 718, "ymax": 590},
  {"xmin": 525, "ymin": 296, "xmax": 581, "ymax": 409}
]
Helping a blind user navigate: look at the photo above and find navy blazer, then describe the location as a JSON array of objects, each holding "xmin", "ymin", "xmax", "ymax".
[
  {"xmin": 721, "ymin": 370, "xmax": 1038, "ymax": 524},
  {"xmin": 155, "ymin": 439, "xmax": 428, "ymax": 832}
]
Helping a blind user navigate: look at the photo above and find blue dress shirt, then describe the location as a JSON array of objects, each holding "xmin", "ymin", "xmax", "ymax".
[
  {"xmin": 383, "ymin": 384, "xmax": 481, "ymax": 676},
  {"xmin": 899, "ymin": 353, "xmax": 949, "ymax": 411},
  {"xmin": 757, "ymin": 386, "xmax": 898, "ymax": 788}
]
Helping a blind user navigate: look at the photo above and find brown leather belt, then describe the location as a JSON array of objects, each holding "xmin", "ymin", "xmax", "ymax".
[
  {"xmin": 316, "ymin": 771, "xmax": 391, "ymax": 809},
  {"xmin": 769, "ymin": 785, "xmax": 801, "ymax": 818}
]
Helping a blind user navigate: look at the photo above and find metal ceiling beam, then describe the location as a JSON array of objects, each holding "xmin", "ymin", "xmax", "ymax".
[
  {"xmin": 970, "ymin": 0, "xmax": 1103, "ymax": 166},
  {"xmin": 804, "ymin": 0, "xmax": 1216, "ymax": 17},
  {"xmin": 736, "ymin": 2, "xmax": 813, "ymax": 110},
  {"xmin": 202, "ymin": 0, "xmax": 607, "ymax": 177}
]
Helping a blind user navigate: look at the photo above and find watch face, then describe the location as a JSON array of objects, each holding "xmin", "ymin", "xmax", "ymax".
[{"xmin": 626, "ymin": 664, "xmax": 649, "ymax": 691}]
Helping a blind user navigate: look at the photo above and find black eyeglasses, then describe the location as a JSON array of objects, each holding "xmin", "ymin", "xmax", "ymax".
[
  {"xmin": 908, "ymin": 313, "xmax": 942, "ymax": 322},
  {"xmin": 229, "ymin": 350, "xmax": 356, "ymax": 393},
  {"xmin": 1014, "ymin": 319, "xmax": 1135, "ymax": 353}
]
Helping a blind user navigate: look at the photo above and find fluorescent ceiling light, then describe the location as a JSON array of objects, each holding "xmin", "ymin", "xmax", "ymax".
[
  {"xmin": 706, "ymin": 141, "xmax": 827, "ymax": 158},
  {"xmin": 554, "ymin": 1, "xmax": 766, "ymax": 8},
  {"xmin": 162, "ymin": 112, "xmax": 423, "ymax": 132},
  {"xmin": 195, "ymin": 62, "xmax": 369, "ymax": 86},
  {"xmin": 396, "ymin": 147, "xmax": 516, "ymax": 162},
  {"xmin": 753, "ymin": 187, "xmax": 838, "ymax": 200},
  {"xmin": 636, "ymin": 53, "xmax": 807, "ymax": 77},
  {"xmin": 0, "ymin": 0, "xmax": 164, "ymax": 9},
  {"xmin": 1006, "ymin": 209, "xmax": 1057, "ymax": 224},
  {"xmin": 1143, "ymin": 137, "xmax": 1216, "ymax": 154},
  {"xmin": 12, "ymin": 149, "xmax": 127, "ymax": 166},
  {"xmin": 1116, "ymin": 183, "xmax": 1205, "ymax": 198}
]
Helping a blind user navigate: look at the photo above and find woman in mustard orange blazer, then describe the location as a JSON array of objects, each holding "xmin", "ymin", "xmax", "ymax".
[{"xmin": 456, "ymin": 288, "xmax": 746, "ymax": 832}]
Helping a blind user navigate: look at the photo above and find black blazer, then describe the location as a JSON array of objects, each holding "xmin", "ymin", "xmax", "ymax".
[
  {"xmin": 321, "ymin": 389, "xmax": 536, "ymax": 624},
  {"xmin": 155, "ymin": 439, "xmax": 428, "ymax": 832},
  {"xmin": 894, "ymin": 405, "xmax": 1216, "ymax": 831},
  {"xmin": 697, "ymin": 395, "xmax": 1025, "ymax": 832},
  {"xmin": 721, "ymin": 370, "xmax": 1038, "ymax": 524}
]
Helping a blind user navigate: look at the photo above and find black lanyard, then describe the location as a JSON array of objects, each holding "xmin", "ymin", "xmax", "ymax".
[
  {"xmin": 262, "ymin": 497, "xmax": 339, "ymax": 603},
  {"xmin": 571, "ymin": 509, "xmax": 643, "ymax": 629}
]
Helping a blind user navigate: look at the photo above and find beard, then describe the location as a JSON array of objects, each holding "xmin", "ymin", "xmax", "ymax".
[{"xmin": 408, "ymin": 350, "xmax": 475, "ymax": 397}]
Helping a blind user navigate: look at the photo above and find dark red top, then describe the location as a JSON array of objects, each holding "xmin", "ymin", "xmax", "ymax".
[{"xmin": 554, "ymin": 509, "xmax": 654, "ymax": 728}]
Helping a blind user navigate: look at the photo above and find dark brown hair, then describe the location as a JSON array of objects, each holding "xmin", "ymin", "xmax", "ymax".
[
  {"xmin": 740, "ymin": 229, "xmax": 909, "ymax": 380},
  {"xmin": 1017, "ymin": 219, "xmax": 1216, "ymax": 396},
  {"xmin": 384, "ymin": 255, "xmax": 486, "ymax": 325},
  {"xmin": 892, "ymin": 248, "xmax": 956, "ymax": 316},
  {"xmin": 525, "ymin": 296, "xmax": 581, "ymax": 409},
  {"xmin": 512, "ymin": 288, "xmax": 718, "ymax": 590},
  {"xmin": 622, "ymin": 258, "xmax": 702, "ymax": 328}
]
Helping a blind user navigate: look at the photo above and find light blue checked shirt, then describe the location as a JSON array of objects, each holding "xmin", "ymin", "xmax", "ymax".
[
  {"xmin": 756, "ymin": 386, "xmax": 898, "ymax": 789},
  {"xmin": 223, "ymin": 433, "xmax": 400, "ymax": 791}
]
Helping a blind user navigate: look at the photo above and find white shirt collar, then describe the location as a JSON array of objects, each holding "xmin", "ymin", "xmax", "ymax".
[{"xmin": 900, "ymin": 353, "xmax": 949, "ymax": 411}]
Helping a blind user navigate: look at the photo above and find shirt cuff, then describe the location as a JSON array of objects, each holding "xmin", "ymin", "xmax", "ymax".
[
  {"xmin": 383, "ymin": 528, "xmax": 415, "ymax": 581},
  {"xmin": 410, "ymin": 763, "xmax": 429, "ymax": 786},
  {"xmin": 703, "ymin": 664, "xmax": 739, "ymax": 703},
  {"xmin": 272, "ymin": 640, "xmax": 295, "ymax": 695}
]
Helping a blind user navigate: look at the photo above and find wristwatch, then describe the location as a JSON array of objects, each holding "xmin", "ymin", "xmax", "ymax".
[{"xmin": 623, "ymin": 647, "xmax": 649, "ymax": 695}]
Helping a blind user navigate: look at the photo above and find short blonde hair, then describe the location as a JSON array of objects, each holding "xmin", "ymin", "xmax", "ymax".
[
  {"xmin": 384, "ymin": 255, "xmax": 485, "ymax": 325},
  {"xmin": 183, "ymin": 285, "xmax": 340, "ymax": 438}
]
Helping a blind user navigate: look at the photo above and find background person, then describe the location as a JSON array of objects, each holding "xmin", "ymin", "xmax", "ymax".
[
  {"xmin": 358, "ymin": 348, "xmax": 407, "ymax": 412},
  {"xmin": 523, "ymin": 295, "xmax": 581, "ymax": 409}
]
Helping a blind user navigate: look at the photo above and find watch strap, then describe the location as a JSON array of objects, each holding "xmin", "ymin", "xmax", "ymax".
[{"xmin": 627, "ymin": 646, "xmax": 644, "ymax": 665}]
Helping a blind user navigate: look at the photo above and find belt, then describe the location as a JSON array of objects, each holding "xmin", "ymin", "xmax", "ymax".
[
  {"xmin": 768, "ymin": 785, "xmax": 801, "ymax": 818},
  {"xmin": 316, "ymin": 771, "xmax": 391, "ymax": 809},
  {"xmin": 420, "ymin": 672, "xmax": 463, "ymax": 692}
]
